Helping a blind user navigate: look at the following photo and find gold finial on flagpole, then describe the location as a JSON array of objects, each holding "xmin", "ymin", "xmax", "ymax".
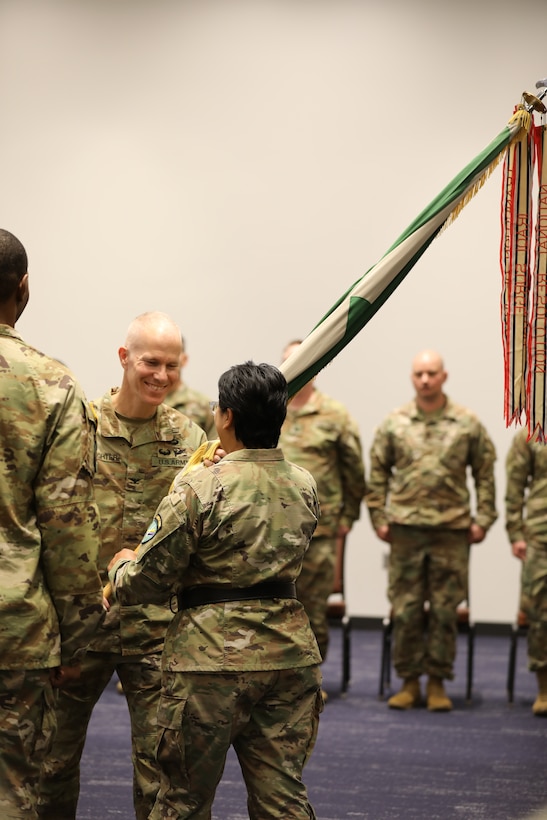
[{"xmin": 521, "ymin": 78, "xmax": 547, "ymax": 114}]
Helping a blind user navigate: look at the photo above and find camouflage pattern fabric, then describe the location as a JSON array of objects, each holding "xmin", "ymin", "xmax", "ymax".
[
  {"xmin": 89, "ymin": 390, "xmax": 206, "ymax": 656},
  {"xmin": 149, "ymin": 667, "xmax": 323, "ymax": 820},
  {"xmin": 366, "ymin": 396, "xmax": 496, "ymax": 682},
  {"xmin": 110, "ymin": 447, "xmax": 322, "ymax": 817},
  {"xmin": 0, "ymin": 325, "xmax": 104, "ymax": 670},
  {"xmin": 39, "ymin": 651, "xmax": 162, "ymax": 820},
  {"xmin": 296, "ymin": 535, "xmax": 336, "ymax": 660},
  {"xmin": 366, "ymin": 397, "xmax": 497, "ymax": 531},
  {"xmin": 164, "ymin": 382, "xmax": 216, "ymax": 438},
  {"xmin": 519, "ymin": 539, "xmax": 547, "ymax": 672},
  {"xmin": 279, "ymin": 389, "xmax": 365, "ymax": 536},
  {"xmin": 0, "ymin": 670, "xmax": 56, "ymax": 819},
  {"xmin": 0, "ymin": 324, "xmax": 104, "ymax": 819},
  {"xmin": 388, "ymin": 525, "xmax": 469, "ymax": 680},
  {"xmin": 110, "ymin": 448, "xmax": 322, "ymax": 672},
  {"xmin": 39, "ymin": 391, "xmax": 206, "ymax": 820},
  {"xmin": 279, "ymin": 389, "xmax": 365, "ymax": 659},
  {"xmin": 506, "ymin": 429, "xmax": 547, "ymax": 671}
]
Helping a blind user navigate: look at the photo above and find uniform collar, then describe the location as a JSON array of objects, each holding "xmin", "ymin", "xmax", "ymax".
[
  {"xmin": 409, "ymin": 395, "xmax": 457, "ymax": 420},
  {"xmin": 0, "ymin": 324, "xmax": 23, "ymax": 341},
  {"xmin": 93, "ymin": 388, "xmax": 181, "ymax": 441}
]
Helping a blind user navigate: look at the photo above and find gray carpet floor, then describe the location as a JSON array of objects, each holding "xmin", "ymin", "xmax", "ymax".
[{"xmin": 76, "ymin": 626, "xmax": 547, "ymax": 819}]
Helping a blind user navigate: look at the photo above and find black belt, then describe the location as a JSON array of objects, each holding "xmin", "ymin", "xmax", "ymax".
[{"xmin": 177, "ymin": 580, "xmax": 297, "ymax": 611}]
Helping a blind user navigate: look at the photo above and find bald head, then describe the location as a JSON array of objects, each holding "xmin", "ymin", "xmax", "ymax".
[
  {"xmin": 412, "ymin": 349, "xmax": 444, "ymax": 374},
  {"xmin": 411, "ymin": 349, "xmax": 447, "ymax": 411},
  {"xmin": 124, "ymin": 312, "xmax": 181, "ymax": 352},
  {"xmin": 115, "ymin": 312, "xmax": 184, "ymax": 418}
]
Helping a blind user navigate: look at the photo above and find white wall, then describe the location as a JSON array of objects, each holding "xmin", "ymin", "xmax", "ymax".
[{"xmin": 2, "ymin": 0, "xmax": 546, "ymax": 622}]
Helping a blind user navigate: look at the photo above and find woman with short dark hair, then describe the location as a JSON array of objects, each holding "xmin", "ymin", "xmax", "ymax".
[{"xmin": 108, "ymin": 360, "xmax": 322, "ymax": 819}]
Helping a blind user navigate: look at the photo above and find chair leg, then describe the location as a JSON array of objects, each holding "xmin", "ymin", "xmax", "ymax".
[
  {"xmin": 379, "ymin": 617, "xmax": 392, "ymax": 699},
  {"xmin": 341, "ymin": 615, "xmax": 351, "ymax": 695},
  {"xmin": 466, "ymin": 624, "xmax": 475, "ymax": 703},
  {"xmin": 507, "ymin": 625, "xmax": 519, "ymax": 703}
]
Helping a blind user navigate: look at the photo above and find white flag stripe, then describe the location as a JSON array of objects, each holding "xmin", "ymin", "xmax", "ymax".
[{"xmin": 280, "ymin": 163, "xmax": 489, "ymax": 385}]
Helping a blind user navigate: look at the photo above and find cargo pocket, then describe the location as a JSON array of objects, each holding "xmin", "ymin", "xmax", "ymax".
[
  {"xmin": 156, "ymin": 693, "xmax": 190, "ymax": 791},
  {"xmin": 40, "ymin": 682, "xmax": 57, "ymax": 759},
  {"xmin": 27, "ymin": 677, "xmax": 56, "ymax": 762},
  {"xmin": 302, "ymin": 687, "xmax": 323, "ymax": 768}
]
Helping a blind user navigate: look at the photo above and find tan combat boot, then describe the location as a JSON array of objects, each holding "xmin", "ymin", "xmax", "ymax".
[
  {"xmin": 426, "ymin": 676, "xmax": 453, "ymax": 712},
  {"xmin": 532, "ymin": 668, "xmax": 547, "ymax": 716},
  {"xmin": 387, "ymin": 678, "xmax": 421, "ymax": 710}
]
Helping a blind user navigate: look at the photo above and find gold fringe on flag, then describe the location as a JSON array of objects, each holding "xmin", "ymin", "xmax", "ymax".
[
  {"xmin": 442, "ymin": 106, "xmax": 531, "ymax": 235},
  {"xmin": 442, "ymin": 154, "xmax": 505, "ymax": 233}
]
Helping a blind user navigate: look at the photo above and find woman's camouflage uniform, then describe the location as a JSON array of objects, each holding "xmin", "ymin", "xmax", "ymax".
[{"xmin": 110, "ymin": 448, "xmax": 323, "ymax": 820}]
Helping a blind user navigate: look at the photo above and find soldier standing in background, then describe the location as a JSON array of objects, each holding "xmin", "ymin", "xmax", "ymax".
[
  {"xmin": 366, "ymin": 349, "xmax": 497, "ymax": 712},
  {"xmin": 164, "ymin": 334, "xmax": 216, "ymax": 437},
  {"xmin": 279, "ymin": 340, "xmax": 366, "ymax": 669},
  {"xmin": 505, "ymin": 428, "xmax": 547, "ymax": 716},
  {"xmin": 39, "ymin": 312, "xmax": 206, "ymax": 820},
  {"xmin": 108, "ymin": 361, "xmax": 323, "ymax": 819},
  {"xmin": 0, "ymin": 228, "xmax": 104, "ymax": 818}
]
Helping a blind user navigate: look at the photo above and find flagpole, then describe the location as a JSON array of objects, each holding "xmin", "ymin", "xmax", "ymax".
[{"xmin": 281, "ymin": 80, "xmax": 547, "ymax": 400}]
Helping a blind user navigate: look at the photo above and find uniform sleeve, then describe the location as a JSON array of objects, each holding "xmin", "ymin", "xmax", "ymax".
[
  {"xmin": 505, "ymin": 432, "xmax": 532, "ymax": 543},
  {"xmin": 37, "ymin": 383, "xmax": 104, "ymax": 666},
  {"xmin": 364, "ymin": 422, "xmax": 392, "ymax": 530},
  {"xmin": 337, "ymin": 412, "xmax": 366, "ymax": 529},
  {"xmin": 468, "ymin": 421, "xmax": 498, "ymax": 532},
  {"xmin": 110, "ymin": 483, "xmax": 199, "ymax": 605}
]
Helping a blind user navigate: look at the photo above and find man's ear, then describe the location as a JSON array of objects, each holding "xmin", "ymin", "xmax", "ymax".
[
  {"xmin": 118, "ymin": 346, "xmax": 129, "ymax": 369},
  {"xmin": 16, "ymin": 272, "xmax": 30, "ymax": 312}
]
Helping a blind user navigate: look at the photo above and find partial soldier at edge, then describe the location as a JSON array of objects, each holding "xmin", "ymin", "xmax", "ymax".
[
  {"xmin": 505, "ymin": 427, "xmax": 547, "ymax": 716},
  {"xmin": 0, "ymin": 228, "xmax": 104, "ymax": 818}
]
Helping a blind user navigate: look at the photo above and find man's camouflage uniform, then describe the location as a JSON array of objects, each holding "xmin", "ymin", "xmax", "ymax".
[
  {"xmin": 109, "ymin": 448, "xmax": 323, "ymax": 820},
  {"xmin": 0, "ymin": 324, "xmax": 104, "ymax": 819},
  {"xmin": 39, "ymin": 389, "xmax": 206, "ymax": 820},
  {"xmin": 164, "ymin": 382, "xmax": 216, "ymax": 438},
  {"xmin": 505, "ymin": 428, "xmax": 547, "ymax": 673},
  {"xmin": 279, "ymin": 389, "xmax": 365, "ymax": 659},
  {"xmin": 366, "ymin": 397, "xmax": 497, "ymax": 681}
]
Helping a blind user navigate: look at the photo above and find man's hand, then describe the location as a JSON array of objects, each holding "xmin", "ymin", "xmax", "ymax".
[
  {"xmin": 512, "ymin": 540, "xmax": 527, "ymax": 561},
  {"xmin": 107, "ymin": 548, "xmax": 138, "ymax": 572},
  {"xmin": 468, "ymin": 523, "xmax": 486, "ymax": 544},
  {"xmin": 50, "ymin": 665, "xmax": 81, "ymax": 688},
  {"xmin": 375, "ymin": 524, "xmax": 391, "ymax": 543}
]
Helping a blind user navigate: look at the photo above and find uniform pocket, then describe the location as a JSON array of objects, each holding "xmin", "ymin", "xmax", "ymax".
[{"xmin": 155, "ymin": 693, "xmax": 189, "ymax": 788}]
